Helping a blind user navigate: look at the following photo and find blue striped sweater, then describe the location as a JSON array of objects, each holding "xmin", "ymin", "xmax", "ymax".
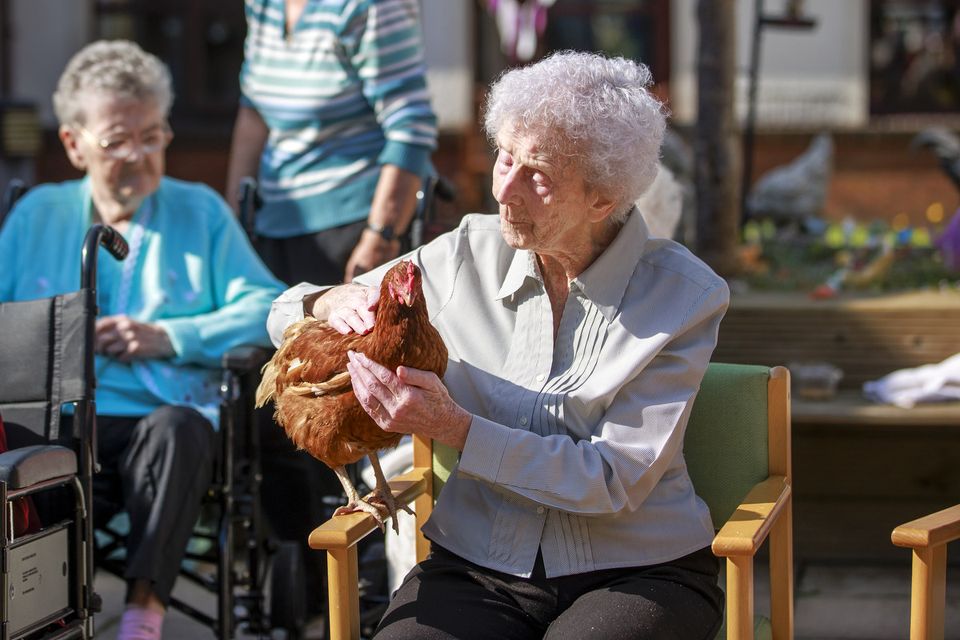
[{"xmin": 240, "ymin": 0, "xmax": 438, "ymax": 237}]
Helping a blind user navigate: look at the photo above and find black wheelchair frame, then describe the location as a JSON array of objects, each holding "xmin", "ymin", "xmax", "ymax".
[
  {"xmin": 235, "ymin": 173, "xmax": 456, "ymax": 639},
  {"xmin": 93, "ymin": 344, "xmax": 304, "ymax": 639},
  {"xmin": 1, "ymin": 181, "xmax": 305, "ymax": 639},
  {"xmin": 0, "ymin": 224, "xmax": 128, "ymax": 640}
]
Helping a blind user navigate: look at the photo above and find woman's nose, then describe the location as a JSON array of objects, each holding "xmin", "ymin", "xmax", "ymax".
[
  {"xmin": 494, "ymin": 168, "xmax": 521, "ymax": 205},
  {"xmin": 122, "ymin": 147, "xmax": 145, "ymax": 163}
]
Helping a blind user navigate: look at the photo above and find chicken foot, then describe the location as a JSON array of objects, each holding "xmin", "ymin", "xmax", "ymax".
[{"xmin": 331, "ymin": 453, "xmax": 412, "ymax": 533}]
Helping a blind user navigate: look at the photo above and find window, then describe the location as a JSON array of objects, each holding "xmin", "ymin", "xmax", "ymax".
[
  {"xmin": 543, "ymin": 0, "xmax": 670, "ymax": 86},
  {"xmin": 95, "ymin": 0, "xmax": 246, "ymax": 135},
  {"xmin": 870, "ymin": 0, "xmax": 960, "ymax": 114}
]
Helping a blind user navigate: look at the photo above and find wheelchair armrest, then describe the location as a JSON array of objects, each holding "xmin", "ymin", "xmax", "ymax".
[
  {"xmin": 222, "ymin": 344, "xmax": 274, "ymax": 373},
  {"xmin": 0, "ymin": 445, "xmax": 77, "ymax": 489}
]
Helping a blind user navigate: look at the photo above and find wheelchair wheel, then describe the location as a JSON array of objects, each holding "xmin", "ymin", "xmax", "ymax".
[{"xmin": 270, "ymin": 540, "xmax": 307, "ymax": 637}]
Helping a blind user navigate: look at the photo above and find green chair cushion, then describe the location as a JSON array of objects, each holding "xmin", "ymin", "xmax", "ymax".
[
  {"xmin": 433, "ymin": 440, "xmax": 458, "ymax": 496},
  {"xmin": 684, "ymin": 362, "xmax": 771, "ymax": 529}
]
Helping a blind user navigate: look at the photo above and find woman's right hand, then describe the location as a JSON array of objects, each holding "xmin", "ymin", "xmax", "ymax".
[
  {"xmin": 308, "ymin": 284, "xmax": 379, "ymax": 335},
  {"xmin": 95, "ymin": 315, "xmax": 175, "ymax": 361}
]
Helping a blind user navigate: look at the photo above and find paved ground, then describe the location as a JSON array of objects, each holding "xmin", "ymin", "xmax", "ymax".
[{"xmin": 91, "ymin": 557, "xmax": 960, "ymax": 639}]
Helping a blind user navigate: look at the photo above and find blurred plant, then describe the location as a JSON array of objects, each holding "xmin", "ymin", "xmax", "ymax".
[{"xmin": 738, "ymin": 214, "xmax": 959, "ymax": 296}]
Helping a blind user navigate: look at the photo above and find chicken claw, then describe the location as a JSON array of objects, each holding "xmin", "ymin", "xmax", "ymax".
[
  {"xmin": 333, "ymin": 490, "xmax": 412, "ymax": 534},
  {"xmin": 330, "ymin": 459, "xmax": 412, "ymax": 533}
]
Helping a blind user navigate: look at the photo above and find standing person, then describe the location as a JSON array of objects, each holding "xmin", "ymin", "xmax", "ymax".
[
  {"xmin": 268, "ymin": 51, "xmax": 729, "ymax": 639},
  {"xmin": 0, "ymin": 40, "xmax": 284, "ymax": 640},
  {"xmin": 226, "ymin": 0, "xmax": 439, "ymax": 285},
  {"xmin": 225, "ymin": 1, "xmax": 438, "ymax": 628}
]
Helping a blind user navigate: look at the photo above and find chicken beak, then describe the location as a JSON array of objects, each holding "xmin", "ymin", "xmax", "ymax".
[{"xmin": 401, "ymin": 288, "xmax": 413, "ymax": 306}]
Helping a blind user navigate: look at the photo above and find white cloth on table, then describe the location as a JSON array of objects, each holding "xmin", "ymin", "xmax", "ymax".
[{"xmin": 862, "ymin": 352, "xmax": 960, "ymax": 409}]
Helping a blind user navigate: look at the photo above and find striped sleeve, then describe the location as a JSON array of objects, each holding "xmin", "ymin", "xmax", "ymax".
[{"xmin": 340, "ymin": 0, "xmax": 437, "ymax": 174}]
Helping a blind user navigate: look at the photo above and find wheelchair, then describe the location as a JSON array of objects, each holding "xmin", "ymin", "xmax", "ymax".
[
  {"xmin": 91, "ymin": 344, "xmax": 306, "ymax": 639},
  {"xmin": 0, "ymin": 224, "xmax": 128, "ymax": 639},
  {"xmin": 1, "ymin": 181, "xmax": 306, "ymax": 639},
  {"xmin": 236, "ymin": 173, "xmax": 457, "ymax": 637},
  {"xmin": 0, "ymin": 178, "xmax": 27, "ymax": 228}
]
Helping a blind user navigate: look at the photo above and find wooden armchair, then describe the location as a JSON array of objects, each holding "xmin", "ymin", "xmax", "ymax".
[
  {"xmin": 891, "ymin": 503, "xmax": 960, "ymax": 640},
  {"xmin": 309, "ymin": 363, "xmax": 794, "ymax": 640}
]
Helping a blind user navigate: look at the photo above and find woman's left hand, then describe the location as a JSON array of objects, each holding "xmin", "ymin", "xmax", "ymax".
[
  {"xmin": 95, "ymin": 315, "xmax": 175, "ymax": 362},
  {"xmin": 346, "ymin": 350, "xmax": 472, "ymax": 450}
]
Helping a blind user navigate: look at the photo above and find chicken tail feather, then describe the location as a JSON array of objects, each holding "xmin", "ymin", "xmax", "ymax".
[
  {"xmin": 255, "ymin": 359, "xmax": 278, "ymax": 408},
  {"xmin": 285, "ymin": 370, "xmax": 351, "ymax": 397}
]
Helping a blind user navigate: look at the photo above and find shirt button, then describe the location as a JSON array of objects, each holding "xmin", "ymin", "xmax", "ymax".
[
  {"xmin": 519, "ymin": 416, "xmax": 528, "ymax": 426},
  {"xmin": 537, "ymin": 506, "xmax": 545, "ymax": 514},
  {"xmin": 536, "ymin": 373, "xmax": 545, "ymax": 382}
]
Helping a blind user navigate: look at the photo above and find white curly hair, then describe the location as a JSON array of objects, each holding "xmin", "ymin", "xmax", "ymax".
[
  {"xmin": 52, "ymin": 40, "xmax": 173, "ymax": 126},
  {"xmin": 483, "ymin": 50, "xmax": 667, "ymax": 222}
]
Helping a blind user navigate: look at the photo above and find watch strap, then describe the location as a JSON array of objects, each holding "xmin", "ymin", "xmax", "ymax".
[{"xmin": 365, "ymin": 221, "xmax": 396, "ymax": 240}]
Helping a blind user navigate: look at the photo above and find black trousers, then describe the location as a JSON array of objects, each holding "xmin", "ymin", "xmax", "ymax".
[
  {"xmin": 254, "ymin": 219, "xmax": 368, "ymax": 286},
  {"xmin": 90, "ymin": 406, "xmax": 215, "ymax": 606},
  {"xmin": 374, "ymin": 545, "xmax": 724, "ymax": 640}
]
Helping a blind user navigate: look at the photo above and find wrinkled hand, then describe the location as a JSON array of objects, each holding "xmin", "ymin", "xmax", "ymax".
[
  {"xmin": 95, "ymin": 315, "xmax": 175, "ymax": 362},
  {"xmin": 343, "ymin": 232, "xmax": 400, "ymax": 283},
  {"xmin": 310, "ymin": 284, "xmax": 380, "ymax": 334},
  {"xmin": 346, "ymin": 350, "xmax": 471, "ymax": 451}
]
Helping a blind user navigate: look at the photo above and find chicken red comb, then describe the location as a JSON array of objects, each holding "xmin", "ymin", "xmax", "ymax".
[{"xmin": 403, "ymin": 260, "xmax": 417, "ymax": 291}]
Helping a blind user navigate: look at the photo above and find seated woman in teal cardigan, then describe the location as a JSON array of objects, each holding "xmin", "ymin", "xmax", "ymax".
[{"xmin": 0, "ymin": 40, "xmax": 284, "ymax": 640}]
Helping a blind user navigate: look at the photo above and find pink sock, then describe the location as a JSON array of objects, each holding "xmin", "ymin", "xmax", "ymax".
[{"xmin": 117, "ymin": 606, "xmax": 164, "ymax": 640}]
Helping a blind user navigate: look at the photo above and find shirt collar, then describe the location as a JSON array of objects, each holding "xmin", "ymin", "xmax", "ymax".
[
  {"xmin": 493, "ymin": 208, "xmax": 651, "ymax": 321},
  {"xmin": 495, "ymin": 248, "xmax": 539, "ymax": 301},
  {"xmin": 572, "ymin": 207, "xmax": 650, "ymax": 322}
]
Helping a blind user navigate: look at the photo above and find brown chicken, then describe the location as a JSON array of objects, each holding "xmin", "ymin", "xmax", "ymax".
[{"xmin": 255, "ymin": 260, "xmax": 448, "ymax": 531}]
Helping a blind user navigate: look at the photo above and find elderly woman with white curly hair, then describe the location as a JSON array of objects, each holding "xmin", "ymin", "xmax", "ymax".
[
  {"xmin": 268, "ymin": 50, "xmax": 729, "ymax": 639},
  {"xmin": 0, "ymin": 40, "xmax": 283, "ymax": 640}
]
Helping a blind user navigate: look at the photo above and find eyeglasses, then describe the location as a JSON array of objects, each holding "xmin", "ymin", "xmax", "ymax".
[{"xmin": 74, "ymin": 122, "xmax": 172, "ymax": 160}]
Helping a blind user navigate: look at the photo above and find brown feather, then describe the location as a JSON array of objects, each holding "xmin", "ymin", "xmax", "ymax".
[{"xmin": 256, "ymin": 261, "xmax": 448, "ymax": 470}]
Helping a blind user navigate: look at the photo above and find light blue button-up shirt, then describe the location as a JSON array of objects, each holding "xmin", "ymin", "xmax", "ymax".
[{"xmin": 268, "ymin": 210, "xmax": 729, "ymax": 577}]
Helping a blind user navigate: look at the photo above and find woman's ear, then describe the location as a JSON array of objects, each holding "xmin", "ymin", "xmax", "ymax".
[
  {"xmin": 58, "ymin": 125, "xmax": 87, "ymax": 171},
  {"xmin": 587, "ymin": 190, "xmax": 616, "ymax": 223}
]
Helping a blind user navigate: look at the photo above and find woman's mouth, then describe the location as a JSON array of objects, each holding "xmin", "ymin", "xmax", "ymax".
[{"xmin": 500, "ymin": 210, "xmax": 527, "ymax": 225}]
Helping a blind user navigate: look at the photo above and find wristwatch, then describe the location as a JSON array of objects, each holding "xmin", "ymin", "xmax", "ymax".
[{"xmin": 365, "ymin": 221, "xmax": 396, "ymax": 241}]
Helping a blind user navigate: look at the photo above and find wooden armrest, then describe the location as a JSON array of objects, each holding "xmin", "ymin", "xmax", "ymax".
[
  {"xmin": 712, "ymin": 476, "xmax": 791, "ymax": 557},
  {"xmin": 892, "ymin": 504, "xmax": 960, "ymax": 550},
  {"xmin": 308, "ymin": 467, "xmax": 431, "ymax": 552}
]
